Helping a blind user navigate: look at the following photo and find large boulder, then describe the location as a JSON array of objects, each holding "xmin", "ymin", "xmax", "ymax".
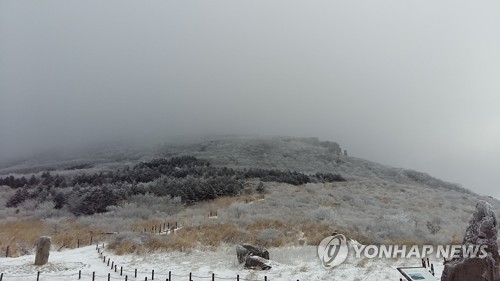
[
  {"xmin": 34, "ymin": 236, "xmax": 51, "ymax": 265},
  {"xmin": 236, "ymin": 244, "xmax": 269, "ymax": 264},
  {"xmin": 441, "ymin": 201, "xmax": 500, "ymax": 281},
  {"xmin": 236, "ymin": 244, "xmax": 271, "ymax": 269},
  {"xmin": 245, "ymin": 256, "xmax": 272, "ymax": 270}
]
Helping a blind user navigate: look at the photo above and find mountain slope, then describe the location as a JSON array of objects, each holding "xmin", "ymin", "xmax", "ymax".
[{"xmin": 160, "ymin": 136, "xmax": 471, "ymax": 194}]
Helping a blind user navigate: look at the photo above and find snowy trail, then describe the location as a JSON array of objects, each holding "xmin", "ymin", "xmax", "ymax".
[{"xmin": 0, "ymin": 245, "xmax": 442, "ymax": 281}]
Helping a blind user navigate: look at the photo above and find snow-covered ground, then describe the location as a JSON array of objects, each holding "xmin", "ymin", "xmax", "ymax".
[{"xmin": 0, "ymin": 244, "xmax": 443, "ymax": 281}]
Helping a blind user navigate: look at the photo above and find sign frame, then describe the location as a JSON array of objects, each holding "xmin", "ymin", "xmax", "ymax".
[{"xmin": 397, "ymin": 266, "xmax": 437, "ymax": 281}]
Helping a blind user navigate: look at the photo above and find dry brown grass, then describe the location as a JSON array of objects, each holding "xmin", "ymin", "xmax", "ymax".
[
  {"xmin": 112, "ymin": 239, "xmax": 145, "ymax": 255},
  {"xmin": 246, "ymin": 220, "xmax": 295, "ymax": 247},
  {"xmin": 108, "ymin": 219, "xmax": 375, "ymax": 255},
  {"xmin": 297, "ymin": 222, "xmax": 372, "ymax": 246},
  {"xmin": 107, "ymin": 220, "xmax": 309, "ymax": 254},
  {"xmin": 0, "ymin": 213, "xmax": 374, "ymax": 257},
  {"xmin": 129, "ymin": 219, "xmax": 168, "ymax": 232},
  {"xmin": 109, "ymin": 223, "xmax": 250, "ymax": 255},
  {"xmin": 298, "ymin": 222, "xmax": 334, "ymax": 246},
  {"xmin": 177, "ymin": 223, "xmax": 250, "ymax": 248},
  {"xmin": 0, "ymin": 218, "xmax": 106, "ymax": 257},
  {"xmin": 0, "ymin": 220, "xmax": 50, "ymax": 257},
  {"xmin": 51, "ymin": 221, "xmax": 106, "ymax": 249}
]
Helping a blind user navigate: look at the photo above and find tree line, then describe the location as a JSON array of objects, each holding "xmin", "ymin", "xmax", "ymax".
[{"xmin": 1, "ymin": 156, "xmax": 345, "ymax": 215}]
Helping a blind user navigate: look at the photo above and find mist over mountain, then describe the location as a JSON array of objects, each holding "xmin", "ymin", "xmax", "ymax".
[
  {"xmin": 2, "ymin": 2, "xmax": 500, "ymax": 279},
  {"xmin": 1, "ymin": 0, "xmax": 499, "ymax": 196},
  {"xmin": 0, "ymin": 136, "xmax": 474, "ymax": 196}
]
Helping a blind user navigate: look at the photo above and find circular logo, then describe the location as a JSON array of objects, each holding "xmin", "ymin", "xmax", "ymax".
[{"xmin": 317, "ymin": 234, "xmax": 348, "ymax": 268}]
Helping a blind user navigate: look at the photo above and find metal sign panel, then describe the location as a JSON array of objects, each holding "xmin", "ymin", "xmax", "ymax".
[{"xmin": 397, "ymin": 267, "xmax": 438, "ymax": 281}]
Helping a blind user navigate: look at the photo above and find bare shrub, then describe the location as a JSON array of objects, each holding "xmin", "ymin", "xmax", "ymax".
[
  {"xmin": 312, "ymin": 207, "xmax": 333, "ymax": 221},
  {"xmin": 256, "ymin": 228, "xmax": 282, "ymax": 247},
  {"xmin": 426, "ymin": 218, "xmax": 442, "ymax": 235},
  {"xmin": 227, "ymin": 203, "xmax": 247, "ymax": 219},
  {"xmin": 107, "ymin": 232, "xmax": 145, "ymax": 255}
]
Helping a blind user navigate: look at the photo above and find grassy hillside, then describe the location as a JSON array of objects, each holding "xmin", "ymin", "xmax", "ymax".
[
  {"xmin": 0, "ymin": 136, "xmax": 497, "ymax": 257},
  {"xmin": 161, "ymin": 136, "xmax": 471, "ymax": 193}
]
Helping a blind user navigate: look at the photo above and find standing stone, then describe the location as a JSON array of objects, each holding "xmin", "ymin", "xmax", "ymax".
[
  {"xmin": 441, "ymin": 201, "xmax": 500, "ymax": 281},
  {"xmin": 34, "ymin": 236, "xmax": 51, "ymax": 265}
]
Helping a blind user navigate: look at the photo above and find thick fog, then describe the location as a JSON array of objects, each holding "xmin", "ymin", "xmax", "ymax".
[{"xmin": 1, "ymin": 1, "xmax": 499, "ymax": 196}]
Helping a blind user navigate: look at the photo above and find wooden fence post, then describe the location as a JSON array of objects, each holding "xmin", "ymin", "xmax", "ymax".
[
  {"xmin": 92, "ymin": 271, "xmax": 95, "ymax": 281},
  {"xmin": 77, "ymin": 239, "xmax": 80, "ymax": 248},
  {"xmin": 189, "ymin": 272, "xmax": 192, "ymax": 281},
  {"xmin": 212, "ymin": 273, "xmax": 215, "ymax": 281},
  {"xmin": 79, "ymin": 270, "xmax": 81, "ymax": 279},
  {"xmin": 135, "ymin": 269, "xmax": 137, "ymax": 278},
  {"xmin": 37, "ymin": 271, "xmax": 40, "ymax": 281},
  {"xmin": 108, "ymin": 273, "xmax": 111, "ymax": 281},
  {"xmin": 121, "ymin": 266, "xmax": 123, "ymax": 276},
  {"xmin": 169, "ymin": 271, "xmax": 171, "ymax": 281},
  {"xmin": 152, "ymin": 269, "xmax": 154, "ymax": 280},
  {"xmin": 0, "ymin": 273, "xmax": 3, "ymax": 281},
  {"xmin": 5, "ymin": 246, "xmax": 9, "ymax": 257}
]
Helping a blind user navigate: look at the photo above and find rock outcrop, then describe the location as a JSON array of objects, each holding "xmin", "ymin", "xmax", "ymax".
[
  {"xmin": 245, "ymin": 256, "xmax": 272, "ymax": 270},
  {"xmin": 236, "ymin": 244, "xmax": 271, "ymax": 270},
  {"xmin": 441, "ymin": 201, "xmax": 500, "ymax": 281}
]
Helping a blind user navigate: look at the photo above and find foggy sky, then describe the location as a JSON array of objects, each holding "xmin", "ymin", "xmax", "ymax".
[{"xmin": 1, "ymin": 1, "xmax": 499, "ymax": 197}]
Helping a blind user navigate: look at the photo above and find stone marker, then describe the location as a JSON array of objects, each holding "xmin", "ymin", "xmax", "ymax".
[
  {"xmin": 441, "ymin": 201, "xmax": 500, "ymax": 281},
  {"xmin": 34, "ymin": 236, "xmax": 51, "ymax": 265}
]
